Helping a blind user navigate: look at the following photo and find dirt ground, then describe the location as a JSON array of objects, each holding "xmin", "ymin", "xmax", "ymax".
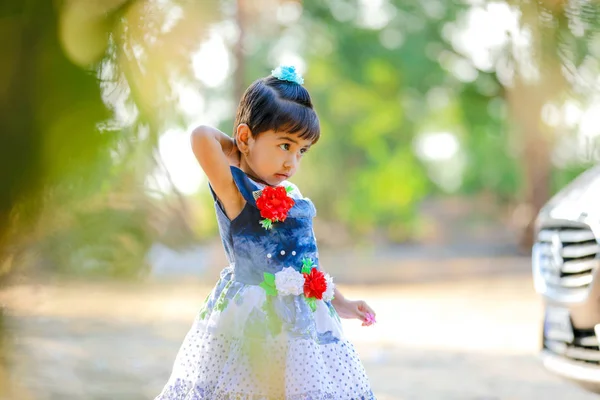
[{"xmin": 1, "ymin": 274, "xmax": 598, "ymax": 400}]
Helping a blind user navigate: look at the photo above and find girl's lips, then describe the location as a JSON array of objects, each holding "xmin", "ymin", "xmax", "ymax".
[{"xmin": 275, "ymin": 173, "xmax": 288, "ymax": 179}]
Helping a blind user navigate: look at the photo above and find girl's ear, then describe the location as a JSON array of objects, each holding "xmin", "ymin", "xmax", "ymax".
[{"xmin": 236, "ymin": 124, "xmax": 252, "ymax": 155}]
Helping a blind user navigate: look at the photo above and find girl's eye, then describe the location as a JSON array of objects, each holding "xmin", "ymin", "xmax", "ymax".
[
  {"xmin": 279, "ymin": 143, "xmax": 290, "ymax": 151},
  {"xmin": 300, "ymin": 148, "xmax": 309, "ymax": 155}
]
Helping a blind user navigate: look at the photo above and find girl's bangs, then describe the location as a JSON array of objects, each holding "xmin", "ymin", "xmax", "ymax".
[{"xmin": 273, "ymin": 101, "xmax": 320, "ymax": 143}]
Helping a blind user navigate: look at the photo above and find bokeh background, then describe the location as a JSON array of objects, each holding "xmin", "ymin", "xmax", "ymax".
[{"xmin": 2, "ymin": 0, "xmax": 600, "ymax": 398}]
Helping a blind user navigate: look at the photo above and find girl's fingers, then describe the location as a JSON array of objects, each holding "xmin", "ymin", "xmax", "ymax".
[
  {"xmin": 354, "ymin": 300, "xmax": 376, "ymax": 326},
  {"xmin": 357, "ymin": 302, "xmax": 369, "ymax": 320},
  {"xmin": 358, "ymin": 301, "xmax": 376, "ymax": 321},
  {"xmin": 359, "ymin": 301, "xmax": 375, "ymax": 314}
]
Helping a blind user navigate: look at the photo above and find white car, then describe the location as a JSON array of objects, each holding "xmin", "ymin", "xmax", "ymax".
[{"xmin": 533, "ymin": 164, "xmax": 600, "ymax": 393}]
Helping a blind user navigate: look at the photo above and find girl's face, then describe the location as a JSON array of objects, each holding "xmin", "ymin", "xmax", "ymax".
[{"xmin": 238, "ymin": 127, "xmax": 313, "ymax": 186}]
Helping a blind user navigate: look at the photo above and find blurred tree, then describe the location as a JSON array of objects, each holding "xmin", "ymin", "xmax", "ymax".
[
  {"xmin": 0, "ymin": 0, "xmax": 220, "ymax": 394},
  {"xmin": 506, "ymin": 0, "xmax": 600, "ymax": 248},
  {"xmin": 264, "ymin": 0, "xmax": 513, "ymax": 242},
  {"xmin": 230, "ymin": 0, "xmax": 597, "ymax": 247},
  {"xmin": 0, "ymin": 0, "xmax": 222, "ymax": 279}
]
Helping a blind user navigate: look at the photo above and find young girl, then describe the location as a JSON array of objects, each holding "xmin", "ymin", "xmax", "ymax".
[{"xmin": 155, "ymin": 66, "xmax": 377, "ymax": 399}]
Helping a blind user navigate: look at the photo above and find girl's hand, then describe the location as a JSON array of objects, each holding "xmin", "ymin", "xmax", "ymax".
[
  {"xmin": 333, "ymin": 298, "xmax": 377, "ymax": 326},
  {"xmin": 225, "ymin": 137, "xmax": 241, "ymax": 167}
]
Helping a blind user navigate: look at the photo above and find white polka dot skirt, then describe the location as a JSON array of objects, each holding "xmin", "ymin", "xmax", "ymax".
[{"xmin": 154, "ymin": 271, "xmax": 376, "ymax": 399}]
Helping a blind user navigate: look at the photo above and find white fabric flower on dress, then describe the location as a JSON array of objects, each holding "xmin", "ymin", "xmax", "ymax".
[
  {"xmin": 274, "ymin": 267, "xmax": 305, "ymax": 296},
  {"xmin": 323, "ymin": 273, "xmax": 335, "ymax": 301}
]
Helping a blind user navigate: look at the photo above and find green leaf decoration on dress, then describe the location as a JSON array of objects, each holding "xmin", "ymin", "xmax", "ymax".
[
  {"xmin": 198, "ymin": 292, "xmax": 212, "ymax": 320},
  {"xmin": 214, "ymin": 281, "xmax": 232, "ymax": 312},
  {"xmin": 285, "ymin": 185, "xmax": 294, "ymax": 193},
  {"xmin": 305, "ymin": 297, "xmax": 317, "ymax": 312},
  {"xmin": 199, "ymin": 309, "xmax": 208, "ymax": 320},
  {"xmin": 301, "ymin": 257, "xmax": 314, "ymax": 274},
  {"xmin": 260, "ymin": 218, "xmax": 274, "ymax": 230},
  {"xmin": 259, "ymin": 272, "xmax": 277, "ymax": 296},
  {"xmin": 215, "ymin": 298, "xmax": 229, "ymax": 312},
  {"xmin": 200, "ymin": 292, "xmax": 210, "ymax": 307}
]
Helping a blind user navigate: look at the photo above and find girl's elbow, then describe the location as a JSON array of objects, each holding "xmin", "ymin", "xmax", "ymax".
[
  {"xmin": 191, "ymin": 125, "xmax": 211, "ymax": 140},
  {"xmin": 190, "ymin": 126, "xmax": 213, "ymax": 149}
]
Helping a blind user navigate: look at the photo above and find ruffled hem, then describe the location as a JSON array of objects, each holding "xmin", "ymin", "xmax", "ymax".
[
  {"xmin": 155, "ymin": 267, "xmax": 375, "ymax": 400},
  {"xmin": 155, "ymin": 332, "xmax": 375, "ymax": 399},
  {"xmin": 157, "ymin": 377, "xmax": 377, "ymax": 400}
]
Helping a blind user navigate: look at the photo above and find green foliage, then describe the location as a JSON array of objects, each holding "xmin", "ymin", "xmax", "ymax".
[
  {"xmin": 269, "ymin": 1, "xmax": 469, "ymax": 238},
  {"xmin": 228, "ymin": 0, "xmax": 597, "ymax": 242},
  {"xmin": 0, "ymin": 1, "xmax": 208, "ymax": 280},
  {"xmin": 4, "ymin": 0, "xmax": 600, "ymax": 273}
]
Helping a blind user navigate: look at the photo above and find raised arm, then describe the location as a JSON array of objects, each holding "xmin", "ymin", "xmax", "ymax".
[{"xmin": 190, "ymin": 125, "xmax": 245, "ymax": 220}]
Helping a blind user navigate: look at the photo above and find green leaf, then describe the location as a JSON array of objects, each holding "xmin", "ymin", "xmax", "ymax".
[
  {"xmin": 263, "ymin": 272, "xmax": 275, "ymax": 286},
  {"xmin": 306, "ymin": 297, "xmax": 317, "ymax": 312},
  {"xmin": 200, "ymin": 293, "xmax": 210, "ymax": 306},
  {"xmin": 215, "ymin": 298, "xmax": 229, "ymax": 312},
  {"xmin": 285, "ymin": 185, "xmax": 294, "ymax": 193},
  {"xmin": 302, "ymin": 257, "xmax": 314, "ymax": 268},
  {"xmin": 260, "ymin": 281, "xmax": 277, "ymax": 297},
  {"xmin": 260, "ymin": 219, "xmax": 273, "ymax": 229},
  {"xmin": 214, "ymin": 281, "xmax": 232, "ymax": 312},
  {"xmin": 301, "ymin": 257, "xmax": 314, "ymax": 274},
  {"xmin": 260, "ymin": 272, "xmax": 277, "ymax": 297},
  {"xmin": 267, "ymin": 286, "xmax": 277, "ymax": 297}
]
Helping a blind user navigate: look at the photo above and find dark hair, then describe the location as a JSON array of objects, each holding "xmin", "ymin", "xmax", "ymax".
[{"xmin": 233, "ymin": 75, "xmax": 320, "ymax": 143}]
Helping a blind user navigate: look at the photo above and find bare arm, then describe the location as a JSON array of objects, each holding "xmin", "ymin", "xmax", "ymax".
[
  {"xmin": 331, "ymin": 287, "xmax": 346, "ymax": 308},
  {"xmin": 331, "ymin": 286, "xmax": 377, "ymax": 326},
  {"xmin": 190, "ymin": 125, "xmax": 245, "ymax": 220}
]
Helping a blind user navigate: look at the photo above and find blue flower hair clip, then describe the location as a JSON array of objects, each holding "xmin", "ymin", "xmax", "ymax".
[{"xmin": 271, "ymin": 65, "xmax": 304, "ymax": 85}]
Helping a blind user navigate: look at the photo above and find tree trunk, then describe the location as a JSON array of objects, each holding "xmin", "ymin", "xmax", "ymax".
[
  {"xmin": 234, "ymin": 0, "xmax": 247, "ymax": 103},
  {"xmin": 506, "ymin": 1, "xmax": 568, "ymax": 253},
  {"xmin": 506, "ymin": 78, "xmax": 553, "ymax": 254}
]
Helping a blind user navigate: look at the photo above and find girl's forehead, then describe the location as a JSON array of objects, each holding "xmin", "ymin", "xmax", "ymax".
[{"xmin": 262, "ymin": 130, "xmax": 313, "ymax": 146}]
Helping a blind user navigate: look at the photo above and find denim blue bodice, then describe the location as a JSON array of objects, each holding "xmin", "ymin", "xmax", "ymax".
[{"xmin": 209, "ymin": 166, "xmax": 320, "ymax": 285}]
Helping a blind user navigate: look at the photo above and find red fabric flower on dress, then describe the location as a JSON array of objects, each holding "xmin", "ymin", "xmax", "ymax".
[
  {"xmin": 255, "ymin": 186, "xmax": 295, "ymax": 229},
  {"xmin": 303, "ymin": 268, "xmax": 327, "ymax": 300}
]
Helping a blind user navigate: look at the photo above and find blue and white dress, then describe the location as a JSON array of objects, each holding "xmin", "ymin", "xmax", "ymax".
[{"xmin": 155, "ymin": 166, "xmax": 376, "ymax": 400}]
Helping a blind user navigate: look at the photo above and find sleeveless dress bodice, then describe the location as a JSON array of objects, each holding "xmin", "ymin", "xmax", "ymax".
[{"xmin": 211, "ymin": 166, "xmax": 320, "ymax": 285}]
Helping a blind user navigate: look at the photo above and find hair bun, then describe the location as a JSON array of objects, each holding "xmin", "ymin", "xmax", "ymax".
[{"xmin": 271, "ymin": 65, "xmax": 304, "ymax": 85}]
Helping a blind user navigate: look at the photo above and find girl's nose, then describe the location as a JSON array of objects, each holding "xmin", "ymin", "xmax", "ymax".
[{"xmin": 284, "ymin": 155, "xmax": 298, "ymax": 169}]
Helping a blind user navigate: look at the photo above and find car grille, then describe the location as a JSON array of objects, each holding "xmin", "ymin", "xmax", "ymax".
[
  {"xmin": 536, "ymin": 224, "xmax": 599, "ymax": 301},
  {"xmin": 545, "ymin": 327, "xmax": 600, "ymax": 365}
]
